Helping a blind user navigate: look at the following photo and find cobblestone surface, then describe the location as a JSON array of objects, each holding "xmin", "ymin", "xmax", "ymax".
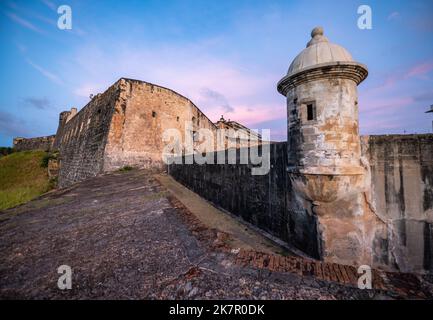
[{"xmin": 0, "ymin": 170, "xmax": 431, "ymax": 299}]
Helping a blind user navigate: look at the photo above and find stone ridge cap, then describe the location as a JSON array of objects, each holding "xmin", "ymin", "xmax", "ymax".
[
  {"xmin": 287, "ymin": 61, "xmax": 368, "ymax": 78},
  {"xmin": 364, "ymin": 133, "xmax": 433, "ymax": 139},
  {"xmin": 14, "ymin": 134, "xmax": 55, "ymax": 140},
  {"xmin": 119, "ymin": 77, "xmax": 218, "ymax": 129},
  {"xmin": 225, "ymin": 120, "xmax": 262, "ymax": 137}
]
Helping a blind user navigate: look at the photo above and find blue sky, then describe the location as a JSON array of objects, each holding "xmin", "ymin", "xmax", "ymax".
[{"xmin": 0, "ymin": 0, "xmax": 432, "ymax": 146}]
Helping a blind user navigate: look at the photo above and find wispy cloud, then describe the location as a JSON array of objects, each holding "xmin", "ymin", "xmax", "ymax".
[
  {"xmin": 360, "ymin": 96, "xmax": 414, "ymax": 116},
  {"xmin": 24, "ymin": 97, "xmax": 52, "ymax": 109},
  {"xmin": 41, "ymin": 0, "xmax": 57, "ymax": 11},
  {"xmin": 199, "ymin": 88, "xmax": 234, "ymax": 113},
  {"xmin": 388, "ymin": 12, "xmax": 400, "ymax": 21},
  {"xmin": 26, "ymin": 59, "xmax": 63, "ymax": 85},
  {"xmin": 220, "ymin": 103, "xmax": 285, "ymax": 126},
  {"xmin": 15, "ymin": 42, "xmax": 27, "ymax": 54},
  {"xmin": 73, "ymin": 83, "xmax": 105, "ymax": 98},
  {"xmin": 365, "ymin": 60, "xmax": 433, "ymax": 95},
  {"xmin": 66, "ymin": 40, "xmax": 280, "ymax": 127},
  {"xmin": 406, "ymin": 61, "xmax": 433, "ymax": 78},
  {"xmin": 5, "ymin": 11, "xmax": 43, "ymax": 34},
  {"xmin": 359, "ymin": 59, "xmax": 433, "ymax": 134}
]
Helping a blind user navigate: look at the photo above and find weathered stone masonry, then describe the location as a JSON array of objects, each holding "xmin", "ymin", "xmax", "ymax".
[
  {"xmin": 50, "ymin": 77, "xmax": 259, "ymax": 188},
  {"xmin": 52, "ymin": 78, "xmax": 223, "ymax": 187},
  {"xmin": 169, "ymin": 143, "xmax": 321, "ymax": 259},
  {"xmin": 364, "ymin": 134, "xmax": 433, "ymax": 273},
  {"xmin": 13, "ymin": 135, "xmax": 55, "ymax": 152},
  {"xmin": 53, "ymin": 82, "xmax": 120, "ymax": 187}
]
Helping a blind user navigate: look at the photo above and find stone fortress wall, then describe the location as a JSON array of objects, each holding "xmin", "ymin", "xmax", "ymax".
[
  {"xmin": 13, "ymin": 77, "xmax": 260, "ymax": 188},
  {"xmin": 13, "ymin": 135, "xmax": 55, "ymax": 152},
  {"xmin": 364, "ymin": 134, "xmax": 433, "ymax": 272},
  {"xmin": 102, "ymin": 78, "xmax": 218, "ymax": 173},
  {"xmin": 52, "ymin": 81, "xmax": 120, "ymax": 188},
  {"xmin": 51, "ymin": 78, "xmax": 257, "ymax": 187}
]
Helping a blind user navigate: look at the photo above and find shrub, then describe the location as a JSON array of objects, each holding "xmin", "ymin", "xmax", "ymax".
[
  {"xmin": 41, "ymin": 151, "xmax": 58, "ymax": 168},
  {"xmin": 0, "ymin": 147, "xmax": 14, "ymax": 157}
]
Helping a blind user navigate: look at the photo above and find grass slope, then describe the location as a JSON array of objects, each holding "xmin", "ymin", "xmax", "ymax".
[{"xmin": 0, "ymin": 151, "xmax": 53, "ymax": 210}]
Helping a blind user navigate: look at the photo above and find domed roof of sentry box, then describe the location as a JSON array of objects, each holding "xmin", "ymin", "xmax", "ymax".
[
  {"xmin": 287, "ymin": 27, "xmax": 354, "ymax": 76},
  {"xmin": 277, "ymin": 27, "xmax": 368, "ymax": 95}
]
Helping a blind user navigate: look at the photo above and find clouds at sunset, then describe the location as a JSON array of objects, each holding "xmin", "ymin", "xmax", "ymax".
[{"xmin": 0, "ymin": 0, "xmax": 432, "ymax": 145}]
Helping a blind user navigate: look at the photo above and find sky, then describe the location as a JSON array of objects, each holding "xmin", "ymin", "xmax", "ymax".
[{"xmin": 0, "ymin": 0, "xmax": 433, "ymax": 146}]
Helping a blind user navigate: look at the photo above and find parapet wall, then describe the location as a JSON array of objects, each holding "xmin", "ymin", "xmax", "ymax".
[
  {"xmin": 169, "ymin": 143, "xmax": 320, "ymax": 259},
  {"xmin": 13, "ymin": 135, "xmax": 55, "ymax": 152},
  {"xmin": 170, "ymin": 134, "xmax": 433, "ymax": 273}
]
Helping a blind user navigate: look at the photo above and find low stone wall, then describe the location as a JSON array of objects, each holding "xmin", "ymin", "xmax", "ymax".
[
  {"xmin": 13, "ymin": 135, "xmax": 55, "ymax": 152},
  {"xmin": 169, "ymin": 142, "xmax": 321, "ymax": 259}
]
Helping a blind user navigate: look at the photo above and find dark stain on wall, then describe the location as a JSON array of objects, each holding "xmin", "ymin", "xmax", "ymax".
[
  {"xmin": 422, "ymin": 165, "xmax": 433, "ymax": 212},
  {"xmin": 424, "ymin": 223, "xmax": 433, "ymax": 272}
]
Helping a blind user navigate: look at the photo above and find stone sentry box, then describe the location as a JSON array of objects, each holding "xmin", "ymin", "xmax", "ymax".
[{"xmin": 276, "ymin": 27, "xmax": 385, "ymax": 267}]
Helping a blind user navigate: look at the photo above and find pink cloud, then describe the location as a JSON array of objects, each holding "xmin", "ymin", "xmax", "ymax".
[
  {"xmin": 365, "ymin": 60, "xmax": 433, "ymax": 96},
  {"xmin": 206, "ymin": 103, "xmax": 285, "ymax": 127},
  {"xmin": 360, "ymin": 96, "xmax": 414, "ymax": 115},
  {"xmin": 406, "ymin": 61, "xmax": 433, "ymax": 78},
  {"xmin": 361, "ymin": 118, "xmax": 401, "ymax": 131},
  {"xmin": 66, "ymin": 41, "xmax": 281, "ymax": 128}
]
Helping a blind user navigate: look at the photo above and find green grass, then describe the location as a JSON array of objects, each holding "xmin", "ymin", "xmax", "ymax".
[{"xmin": 0, "ymin": 151, "xmax": 53, "ymax": 210}]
